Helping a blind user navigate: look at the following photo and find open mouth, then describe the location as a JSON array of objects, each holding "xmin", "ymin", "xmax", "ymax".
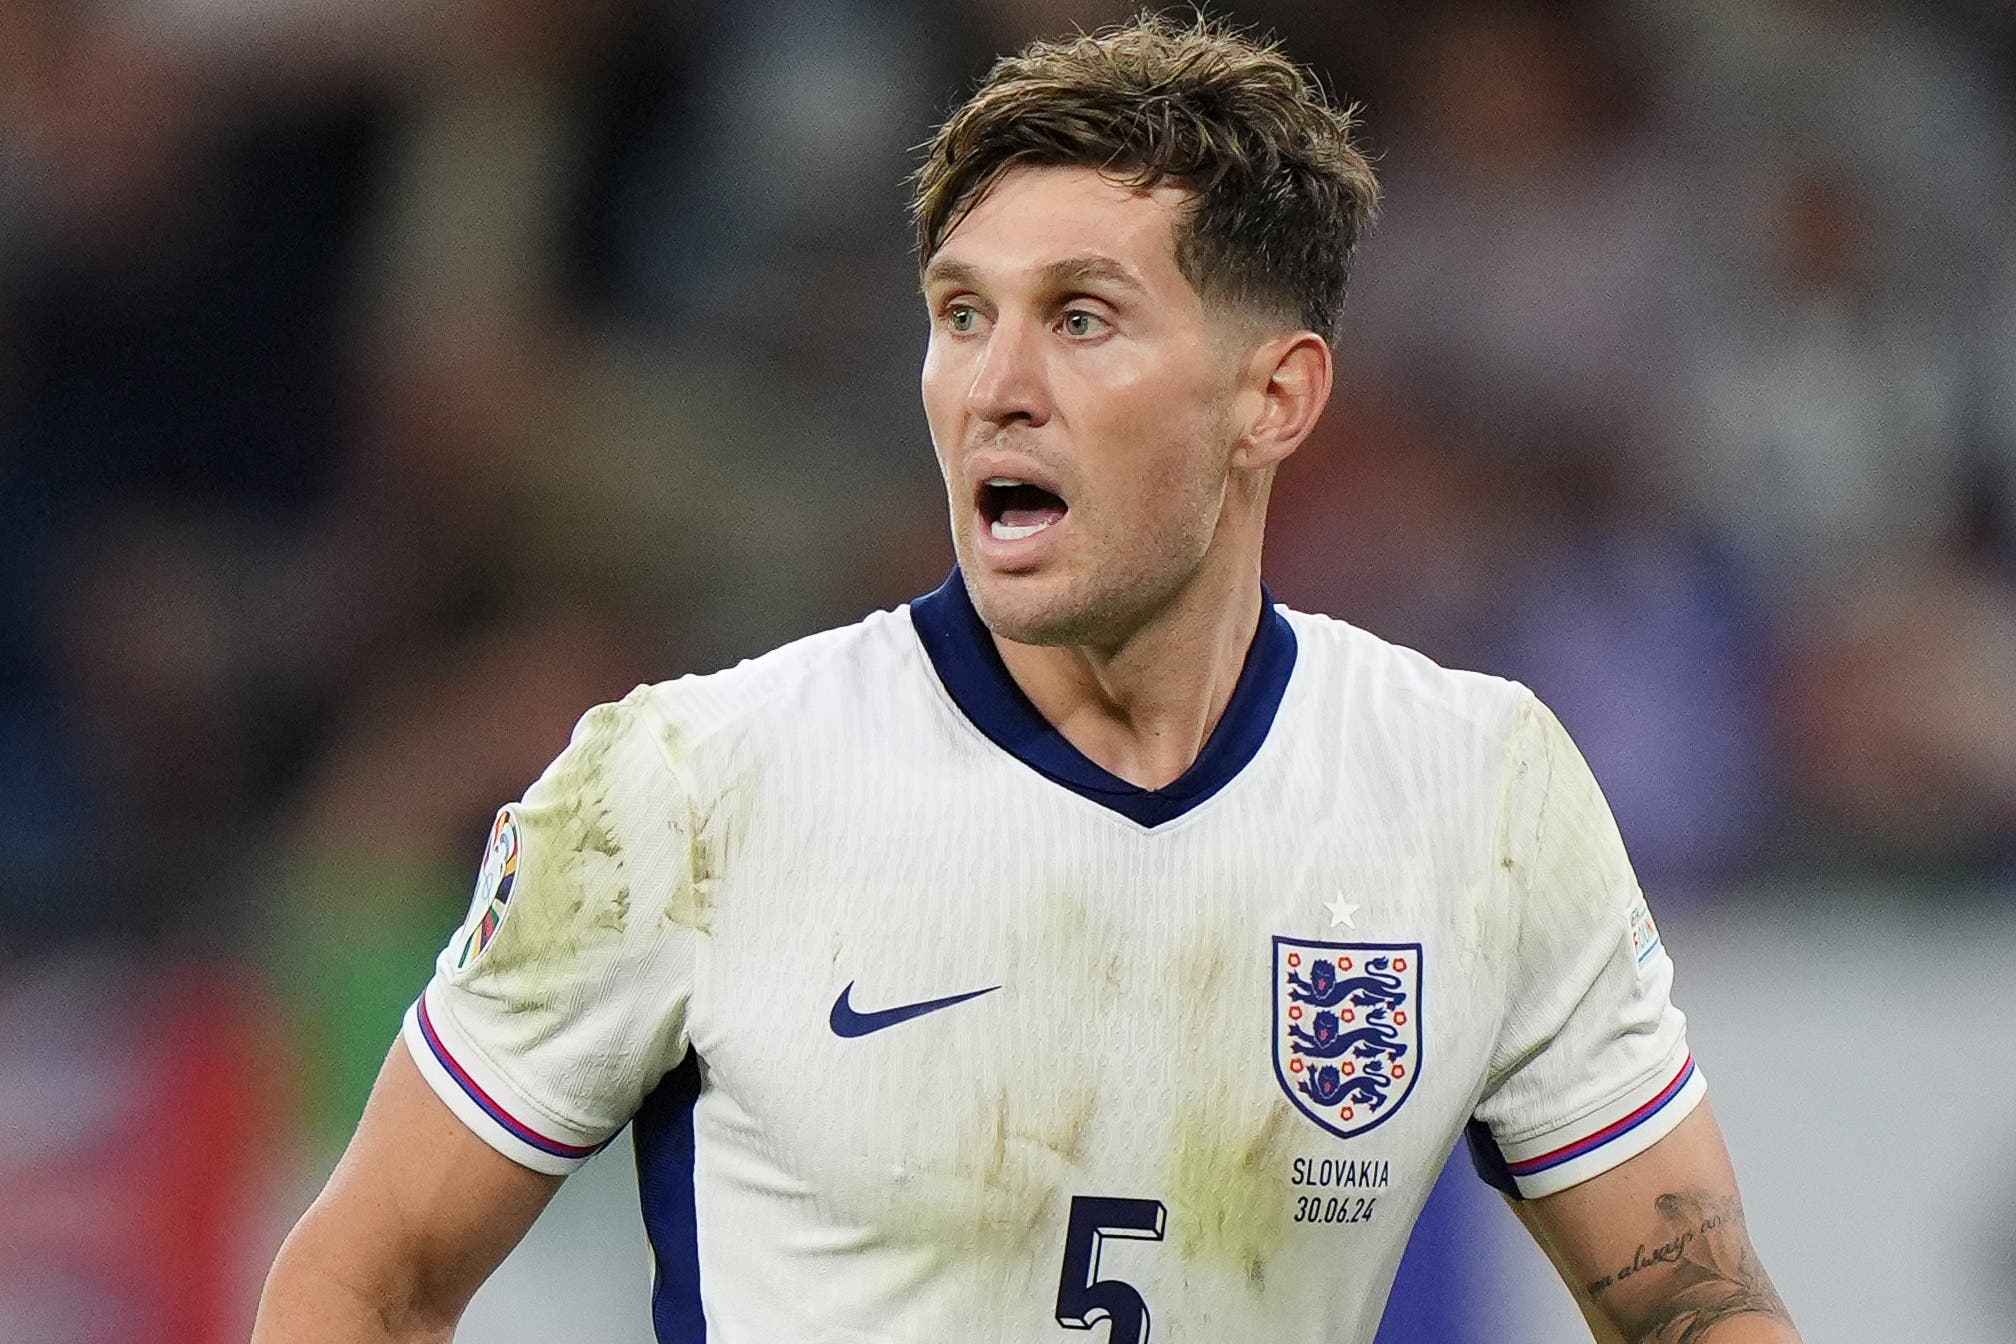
[{"xmin": 978, "ymin": 477, "xmax": 1068, "ymax": 541}]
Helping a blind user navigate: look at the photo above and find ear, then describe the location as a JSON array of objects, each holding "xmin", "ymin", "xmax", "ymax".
[{"xmin": 1231, "ymin": 332, "xmax": 1332, "ymax": 472}]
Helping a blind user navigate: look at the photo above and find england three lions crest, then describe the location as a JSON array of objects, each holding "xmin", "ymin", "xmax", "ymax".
[{"xmin": 1272, "ymin": 938, "xmax": 1422, "ymax": 1140}]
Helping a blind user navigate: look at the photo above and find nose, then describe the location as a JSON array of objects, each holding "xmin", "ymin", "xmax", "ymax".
[{"xmin": 964, "ymin": 313, "xmax": 1050, "ymax": 428}]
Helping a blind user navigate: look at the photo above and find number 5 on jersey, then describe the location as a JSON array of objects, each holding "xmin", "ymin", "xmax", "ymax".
[{"xmin": 1055, "ymin": 1196, "xmax": 1167, "ymax": 1344}]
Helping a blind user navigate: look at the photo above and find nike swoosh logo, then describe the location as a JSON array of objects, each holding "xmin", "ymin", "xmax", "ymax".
[{"xmin": 829, "ymin": 981, "xmax": 1000, "ymax": 1038}]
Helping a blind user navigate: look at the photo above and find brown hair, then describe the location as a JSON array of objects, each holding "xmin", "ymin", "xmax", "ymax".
[{"xmin": 912, "ymin": 11, "xmax": 1380, "ymax": 344}]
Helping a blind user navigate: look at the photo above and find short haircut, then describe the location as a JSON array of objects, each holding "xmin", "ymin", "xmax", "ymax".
[{"xmin": 911, "ymin": 11, "xmax": 1380, "ymax": 345}]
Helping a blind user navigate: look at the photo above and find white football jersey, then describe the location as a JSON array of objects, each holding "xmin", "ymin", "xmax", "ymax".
[{"xmin": 405, "ymin": 571, "xmax": 1703, "ymax": 1344}]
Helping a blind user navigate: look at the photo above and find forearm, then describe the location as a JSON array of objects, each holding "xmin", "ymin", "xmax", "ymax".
[
  {"xmin": 1575, "ymin": 1190, "xmax": 1799, "ymax": 1344},
  {"xmin": 1687, "ymin": 1321, "xmax": 1801, "ymax": 1344},
  {"xmin": 1517, "ymin": 1104, "xmax": 1801, "ymax": 1344}
]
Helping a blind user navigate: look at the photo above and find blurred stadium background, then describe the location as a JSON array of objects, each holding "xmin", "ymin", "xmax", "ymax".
[{"xmin": 3, "ymin": 0, "xmax": 2013, "ymax": 1339}]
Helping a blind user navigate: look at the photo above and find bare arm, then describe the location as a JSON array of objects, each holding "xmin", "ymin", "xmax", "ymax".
[
  {"xmin": 1511, "ymin": 1099, "xmax": 1800, "ymax": 1344},
  {"xmin": 252, "ymin": 1039, "xmax": 564, "ymax": 1343}
]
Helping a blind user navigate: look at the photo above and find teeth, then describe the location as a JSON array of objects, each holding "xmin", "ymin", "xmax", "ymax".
[
  {"xmin": 984, "ymin": 477, "xmax": 1026, "ymax": 488},
  {"xmin": 990, "ymin": 517, "xmax": 1055, "ymax": 541}
]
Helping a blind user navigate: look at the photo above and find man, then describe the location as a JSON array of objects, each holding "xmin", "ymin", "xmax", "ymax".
[{"xmin": 255, "ymin": 16, "xmax": 1801, "ymax": 1344}]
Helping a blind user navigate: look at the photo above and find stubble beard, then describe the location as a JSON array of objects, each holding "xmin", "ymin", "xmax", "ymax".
[
  {"xmin": 954, "ymin": 394, "xmax": 1241, "ymax": 651},
  {"xmin": 964, "ymin": 469, "xmax": 1227, "ymax": 653}
]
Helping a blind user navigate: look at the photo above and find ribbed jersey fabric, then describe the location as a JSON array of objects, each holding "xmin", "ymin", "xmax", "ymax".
[{"xmin": 404, "ymin": 572, "xmax": 1700, "ymax": 1343}]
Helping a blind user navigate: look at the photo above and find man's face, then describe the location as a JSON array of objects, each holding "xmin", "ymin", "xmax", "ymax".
[{"xmin": 921, "ymin": 165, "xmax": 1244, "ymax": 648}]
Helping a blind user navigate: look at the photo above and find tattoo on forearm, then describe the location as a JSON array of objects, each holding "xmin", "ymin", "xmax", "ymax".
[
  {"xmin": 1580, "ymin": 1195, "xmax": 1737, "ymax": 1296},
  {"xmin": 1581, "ymin": 1193, "xmax": 1794, "ymax": 1343}
]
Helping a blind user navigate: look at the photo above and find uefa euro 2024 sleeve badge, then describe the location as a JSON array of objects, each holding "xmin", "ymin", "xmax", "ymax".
[
  {"xmin": 1273, "ymin": 938, "xmax": 1422, "ymax": 1139},
  {"xmin": 453, "ymin": 807, "xmax": 521, "ymax": 970}
]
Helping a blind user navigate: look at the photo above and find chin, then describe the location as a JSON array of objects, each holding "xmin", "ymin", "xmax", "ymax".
[
  {"xmin": 967, "ymin": 562, "xmax": 1159, "ymax": 650},
  {"xmin": 963, "ymin": 566, "xmax": 1100, "ymax": 647}
]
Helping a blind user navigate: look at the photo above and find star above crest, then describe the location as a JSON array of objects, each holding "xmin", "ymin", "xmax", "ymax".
[{"xmin": 1324, "ymin": 894, "xmax": 1359, "ymax": 929}]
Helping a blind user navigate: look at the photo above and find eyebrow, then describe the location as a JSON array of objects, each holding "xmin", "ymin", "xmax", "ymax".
[{"xmin": 921, "ymin": 253, "xmax": 1148, "ymax": 298}]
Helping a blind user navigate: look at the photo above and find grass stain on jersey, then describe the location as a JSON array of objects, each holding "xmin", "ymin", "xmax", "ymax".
[
  {"xmin": 663, "ymin": 802, "xmax": 716, "ymax": 935},
  {"xmin": 471, "ymin": 703, "xmax": 632, "ymax": 1002},
  {"xmin": 661, "ymin": 734, "xmax": 759, "ymax": 938},
  {"xmin": 1168, "ymin": 932, "xmax": 1229, "ymax": 1041},
  {"xmin": 592, "ymin": 884, "xmax": 631, "ymax": 935},
  {"xmin": 551, "ymin": 794, "xmax": 622, "ymax": 863},
  {"xmin": 1145, "ymin": 924, "xmax": 1293, "ymax": 1289},
  {"xmin": 981, "ymin": 1083, "xmax": 1096, "ymax": 1176},
  {"xmin": 1164, "ymin": 1098, "xmax": 1293, "ymax": 1292},
  {"xmin": 894, "ymin": 1083, "xmax": 1098, "ymax": 1268},
  {"xmin": 1006, "ymin": 886, "xmax": 1125, "ymax": 1017},
  {"xmin": 968, "ymin": 1085, "xmax": 1095, "ymax": 1233},
  {"xmin": 654, "ymin": 710, "xmax": 692, "ymax": 769}
]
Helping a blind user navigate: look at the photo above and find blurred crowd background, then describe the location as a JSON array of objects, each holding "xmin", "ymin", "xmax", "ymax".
[{"xmin": 3, "ymin": 1, "xmax": 2013, "ymax": 1340}]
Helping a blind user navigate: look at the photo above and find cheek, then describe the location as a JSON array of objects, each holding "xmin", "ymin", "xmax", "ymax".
[
  {"xmin": 1088, "ymin": 380, "xmax": 1226, "ymax": 495},
  {"xmin": 1078, "ymin": 431, "xmax": 1219, "ymax": 560},
  {"xmin": 919, "ymin": 347, "xmax": 964, "ymax": 453},
  {"xmin": 1083, "ymin": 349, "xmax": 1218, "ymax": 440}
]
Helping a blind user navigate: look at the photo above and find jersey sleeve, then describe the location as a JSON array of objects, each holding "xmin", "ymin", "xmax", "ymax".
[
  {"xmin": 1465, "ymin": 690, "xmax": 1705, "ymax": 1200},
  {"xmin": 401, "ymin": 687, "xmax": 702, "ymax": 1175}
]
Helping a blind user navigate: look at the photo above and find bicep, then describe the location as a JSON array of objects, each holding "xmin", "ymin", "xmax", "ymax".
[
  {"xmin": 268, "ymin": 1040, "xmax": 563, "ymax": 1333},
  {"xmin": 1512, "ymin": 1099, "xmax": 1799, "ymax": 1343}
]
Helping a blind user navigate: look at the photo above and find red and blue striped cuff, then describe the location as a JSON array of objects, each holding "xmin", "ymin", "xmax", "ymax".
[
  {"xmin": 1508, "ymin": 1055, "xmax": 1697, "ymax": 1180},
  {"xmin": 409, "ymin": 993, "xmax": 606, "ymax": 1167},
  {"xmin": 1484, "ymin": 1052, "xmax": 1706, "ymax": 1198}
]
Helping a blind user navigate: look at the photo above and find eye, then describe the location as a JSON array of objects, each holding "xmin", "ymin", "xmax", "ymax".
[
  {"xmin": 1060, "ymin": 309, "xmax": 1106, "ymax": 337},
  {"xmin": 944, "ymin": 302, "xmax": 980, "ymax": 334}
]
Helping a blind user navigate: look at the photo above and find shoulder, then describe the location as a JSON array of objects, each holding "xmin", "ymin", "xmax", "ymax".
[
  {"xmin": 622, "ymin": 602, "xmax": 925, "ymax": 786},
  {"xmin": 1276, "ymin": 604, "xmax": 1535, "ymax": 753}
]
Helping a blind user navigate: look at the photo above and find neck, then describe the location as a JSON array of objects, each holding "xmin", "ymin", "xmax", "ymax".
[{"xmin": 991, "ymin": 552, "xmax": 1265, "ymax": 791}]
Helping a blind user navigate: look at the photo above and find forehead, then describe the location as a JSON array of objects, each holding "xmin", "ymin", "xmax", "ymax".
[{"xmin": 928, "ymin": 165, "xmax": 1195, "ymax": 294}]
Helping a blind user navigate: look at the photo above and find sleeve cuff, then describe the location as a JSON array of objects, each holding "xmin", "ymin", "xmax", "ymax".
[
  {"xmin": 1486, "ymin": 1049, "xmax": 1707, "ymax": 1199},
  {"xmin": 402, "ymin": 989, "xmax": 611, "ymax": 1176}
]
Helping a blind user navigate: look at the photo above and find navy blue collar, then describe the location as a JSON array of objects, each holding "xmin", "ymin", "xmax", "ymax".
[{"xmin": 908, "ymin": 569, "xmax": 1298, "ymax": 827}]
